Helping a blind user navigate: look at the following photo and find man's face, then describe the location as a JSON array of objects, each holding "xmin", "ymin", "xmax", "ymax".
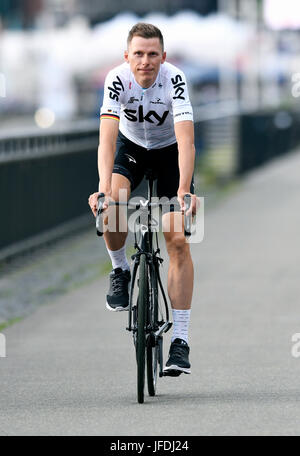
[{"xmin": 124, "ymin": 36, "xmax": 166, "ymax": 88}]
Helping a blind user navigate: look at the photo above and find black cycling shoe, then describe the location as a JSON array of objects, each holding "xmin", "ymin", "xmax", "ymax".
[
  {"xmin": 163, "ymin": 338, "xmax": 191, "ymax": 376},
  {"xmin": 106, "ymin": 268, "xmax": 131, "ymax": 311}
]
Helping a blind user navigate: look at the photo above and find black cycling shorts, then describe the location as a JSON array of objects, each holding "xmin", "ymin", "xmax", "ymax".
[{"xmin": 112, "ymin": 131, "xmax": 194, "ymax": 212}]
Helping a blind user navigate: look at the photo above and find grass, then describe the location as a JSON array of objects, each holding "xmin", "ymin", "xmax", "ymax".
[
  {"xmin": 0, "ymin": 289, "xmax": 13, "ymax": 298},
  {"xmin": 39, "ymin": 286, "xmax": 65, "ymax": 296},
  {"xmin": 0, "ymin": 317, "xmax": 23, "ymax": 332},
  {"xmin": 195, "ymin": 147, "xmax": 236, "ymax": 189},
  {"xmin": 100, "ymin": 259, "xmax": 113, "ymax": 276},
  {"xmin": 193, "ymin": 147, "xmax": 243, "ymax": 210}
]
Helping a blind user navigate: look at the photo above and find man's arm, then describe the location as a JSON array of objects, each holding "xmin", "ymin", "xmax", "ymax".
[
  {"xmin": 98, "ymin": 118, "xmax": 119, "ymax": 196},
  {"xmin": 97, "ymin": 67, "xmax": 122, "ymax": 196},
  {"xmin": 89, "ymin": 66, "xmax": 123, "ymax": 216},
  {"xmin": 174, "ymin": 120, "xmax": 197, "ymax": 215},
  {"xmin": 88, "ymin": 118, "xmax": 119, "ymax": 216}
]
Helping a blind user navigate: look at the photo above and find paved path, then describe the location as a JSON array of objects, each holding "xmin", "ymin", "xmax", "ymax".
[{"xmin": 1, "ymin": 149, "xmax": 300, "ymax": 435}]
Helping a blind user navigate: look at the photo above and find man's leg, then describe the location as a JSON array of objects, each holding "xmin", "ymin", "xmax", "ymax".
[
  {"xmin": 104, "ymin": 173, "xmax": 132, "ymax": 311},
  {"xmin": 162, "ymin": 211, "xmax": 194, "ymax": 311},
  {"xmin": 103, "ymin": 173, "xmax": 131, "ymax": 250},
  {"xmin": 162, "ymin": 211, "xmax": 193, "ymax": 375}
]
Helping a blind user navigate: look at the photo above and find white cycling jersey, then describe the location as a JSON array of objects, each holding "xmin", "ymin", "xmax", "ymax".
[{"xmin": 100, "ymin": 61, "xmax": 193, "ymax": 149}]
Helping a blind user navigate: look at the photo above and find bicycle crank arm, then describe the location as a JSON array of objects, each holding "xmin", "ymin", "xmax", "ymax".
[
  {"xmin": 158, "ymin": 337, "xmax": 164, "ymax": 378},
  {"xmin": 154, "ymin": 321, "xmax": 172, "ymax": 339}
]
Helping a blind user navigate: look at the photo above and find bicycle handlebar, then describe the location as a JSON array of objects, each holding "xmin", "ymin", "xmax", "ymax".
[
  {"xmin": 183, "ymin": 194, "xmax": 192, "ymax": 238},
  {"xmin": 96, "ymin": 192, "xmax": 192, "ymax": 238}
]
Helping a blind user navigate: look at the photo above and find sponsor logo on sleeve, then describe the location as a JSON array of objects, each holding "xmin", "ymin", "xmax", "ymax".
[
  {"xmin": 108, "ymin": 75, "xmax": 124, "ymax": 101},
  {"xmin": 174, "ymin": 111, "xmax": 193, "ymax": 118},
  {"xmin": 171, "ymin": 74, "xmax": 186, "ymax": 100}
]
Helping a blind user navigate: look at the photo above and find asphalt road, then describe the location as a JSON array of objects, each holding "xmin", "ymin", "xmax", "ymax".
[{"xmin": 1, "ymin": 149, "xmax": 300, "ymax": 435}]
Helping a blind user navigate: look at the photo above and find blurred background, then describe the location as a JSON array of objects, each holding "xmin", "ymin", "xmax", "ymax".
[
  {"xmin": 1, "ymin": 0, "xmax": 300, "ymax": 261},
  {"xmin": 1, "ymin": 0, "xmax": 300, "ymax": 126}
]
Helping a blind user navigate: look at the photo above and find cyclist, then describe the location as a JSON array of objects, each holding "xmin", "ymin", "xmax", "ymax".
[{"xmin": 88, "ymin": 22, "xmax": 197, "ymax": 376}]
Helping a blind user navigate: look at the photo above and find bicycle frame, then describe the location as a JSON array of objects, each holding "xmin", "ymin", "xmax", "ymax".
[{"xmin": 126, "ymin": 172, "xmax": 172, "ymax": 377}]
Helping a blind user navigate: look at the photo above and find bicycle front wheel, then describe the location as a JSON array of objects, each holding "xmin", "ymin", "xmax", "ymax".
[
  {"xmin": 136, "ymin": 253, "xmax": 148, "ymax": 404},
  {"xmin": 147, "ymin": 335, "xmax": 159, "ymax": 396},
  {"xmin": 147, "ymin": 263, "xmax": 159, "ymax": 396}
]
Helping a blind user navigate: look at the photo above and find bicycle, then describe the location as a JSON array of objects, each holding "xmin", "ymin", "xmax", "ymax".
[{"xmin": 96, "ymin": 170, "xmax": 192, "ymax": 404}]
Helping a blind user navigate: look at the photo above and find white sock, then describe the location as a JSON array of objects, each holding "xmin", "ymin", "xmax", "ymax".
[
  {"xmin": 107, "ymin": 245, "xmax": 130, "ymax": 271},
  {"xmin": 171, "ymin": 309, "xmax": 191, "ymax": 344}
]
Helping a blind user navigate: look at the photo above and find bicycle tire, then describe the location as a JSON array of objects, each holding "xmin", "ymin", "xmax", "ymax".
[
  {"xmin": 147, "ymin": 263, "xmax": 159, "ymax": 396},
  {"xmin": 136, "ymin": 253, "xmax": 148, "ymax": 404},
  {"xmin": 147, "ymin": 336, "xmax": 159, "ymax": 396}
]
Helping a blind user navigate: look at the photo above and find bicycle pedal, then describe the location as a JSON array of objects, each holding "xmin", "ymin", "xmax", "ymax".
[
  {"xmin": 165, "ymin": 322, "xmax": 173, "ymax": 333},
  {"xmin": 162, "ymin": 369, "xmax": 183, "ymax": 377}
]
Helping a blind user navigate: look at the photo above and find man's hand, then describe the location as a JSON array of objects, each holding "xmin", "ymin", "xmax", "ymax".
[
  {"xmin": 88, "ymin": 191, "xmax": 111, "ymax": 217},
  {"xmin": 88, "ymin": 192, "xmax": 100, "ymax": 217},
  {"xmin": 177, "ymin": 190, "xmax": 199, "ymax": 217}
]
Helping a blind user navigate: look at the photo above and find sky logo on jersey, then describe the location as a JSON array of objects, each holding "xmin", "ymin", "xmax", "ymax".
[
  {"xmin": 171, "ymin": 74, "xmax": 185, "ymax": 100},
  {"xmin": 124, "ymin": 106, "xmax": 169, "ymax": 126},
  {"xmin": 108, "ymin": 76, "xmax": 124, "ymax": 101}
]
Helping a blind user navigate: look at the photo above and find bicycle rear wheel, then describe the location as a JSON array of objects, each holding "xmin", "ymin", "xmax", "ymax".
[{"xmin": 136, "ymin": 253, "xmax": 148, "ymax": 404}]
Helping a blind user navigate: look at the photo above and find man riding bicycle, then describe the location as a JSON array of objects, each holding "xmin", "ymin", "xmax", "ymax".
[{"xmin": 88, "ymin": 22, "xmax": 197, "ymax": 376}]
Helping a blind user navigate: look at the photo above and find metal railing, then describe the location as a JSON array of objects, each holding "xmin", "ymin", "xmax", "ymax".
[
  {"xmin": 0, "ymin": 119, "xmax": 99, "ymax": 261},
  {"xmin": 1, "ymin": 104, "xmax": 299, "ymax": 261}
]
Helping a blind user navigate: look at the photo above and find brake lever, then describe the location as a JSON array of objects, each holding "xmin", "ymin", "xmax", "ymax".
[
  {"xmin": 96, "ymin": 192, "xmax": 106, "ymax": 237},
  {"xmin": 183, "ymin": 194, "xmax": 192, "ymax": 238}
]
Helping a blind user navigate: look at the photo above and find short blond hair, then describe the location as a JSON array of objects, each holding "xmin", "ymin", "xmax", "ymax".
[{"xmin": 127, "ymin": 22, "xmax": 164, "ymax": 51}]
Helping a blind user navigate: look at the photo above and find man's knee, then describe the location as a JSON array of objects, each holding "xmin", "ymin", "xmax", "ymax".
[
  {"xmin": 110, "ymin": 173, "xmax": 131, "ymax": 202},
  {"xmin": 162, "ymin": 211, "xmax": 183, "ymax": 235},
  {"xmin": 165, "ymin": 232, "xmax": 189, "ymax": 258}
]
